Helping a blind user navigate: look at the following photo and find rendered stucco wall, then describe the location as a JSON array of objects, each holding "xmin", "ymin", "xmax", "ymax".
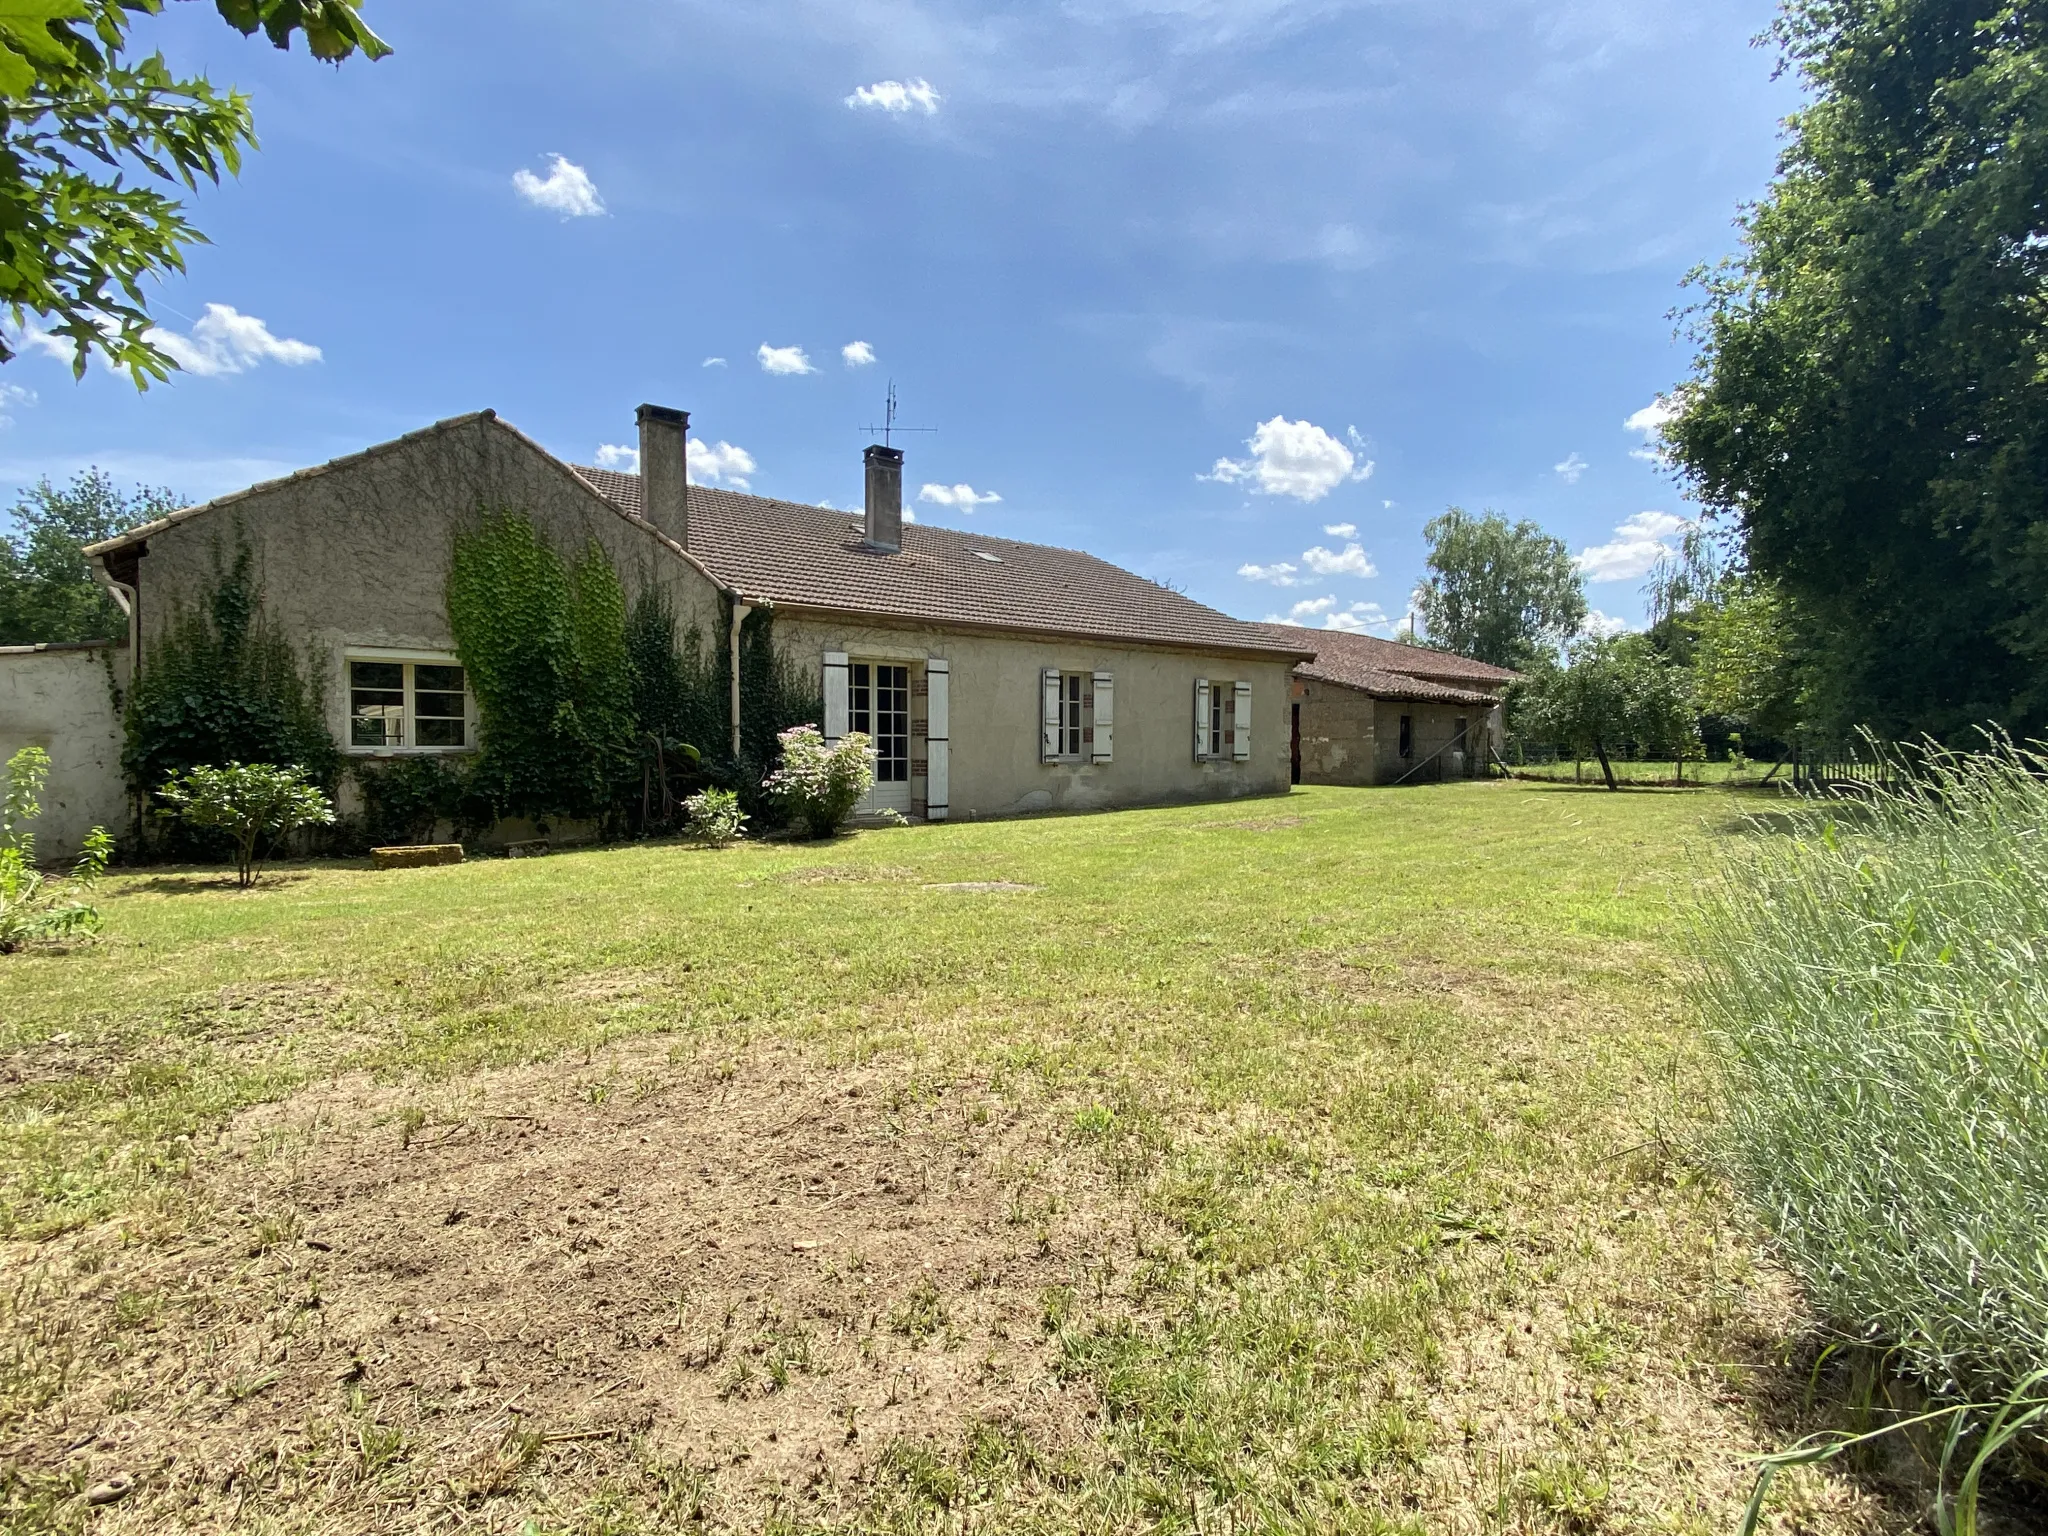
[
  {"xmin": 125, "ymin": 417, "xmax": 726, "ymax": 767},
  {"xmin": 772, "ymin": 613, "xmax": 1297, "ymax": 818},
  {"xmin": 0, "ymin": 643, "xmax": 128, "ymax": 860}
]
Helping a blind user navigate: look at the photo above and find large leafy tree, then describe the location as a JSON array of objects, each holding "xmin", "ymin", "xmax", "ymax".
[
  {"xmin": 1413, "ymin": 506, "xmax": 1587, "ymax": 671},
  {"xmin": 0, "ymin": 467, "xmax": 180, "ymax": 643},
  {"xmin": 1, "ymin": 0, "xmax": 388, "ymax": 384},
  {"xmin": 1520, "ymin": 634, "xmax": 1699, "ymax": 791},
  {"xmin": 1665, "ymin": 0, "xmax": 2048, "ymax": 741}
]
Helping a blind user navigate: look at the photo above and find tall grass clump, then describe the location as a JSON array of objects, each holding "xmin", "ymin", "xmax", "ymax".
[{"xmin": 1693, "ymin": 738, "xmax": 2048, "ymax": 1402}]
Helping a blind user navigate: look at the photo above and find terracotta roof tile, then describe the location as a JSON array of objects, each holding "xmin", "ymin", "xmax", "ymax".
[
  {"xmin": 574, "ymin": 468, "xmax": 1316, "ymax": 660},
  {"xmin": 1253, "ymin": 624, "xmax": 1515, "ymax": 703}
]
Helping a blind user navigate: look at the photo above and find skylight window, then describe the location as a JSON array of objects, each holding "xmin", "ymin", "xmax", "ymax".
[{"xmin": 973, "ymin": 550, "xmax": 1002, "ymax": 563}]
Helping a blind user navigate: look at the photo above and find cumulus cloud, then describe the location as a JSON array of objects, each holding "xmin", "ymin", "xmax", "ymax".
[
  {"xmin": 1625, "ymin": 397, "xmax": 1680, "ymax": 463},
  {"xmin": 919, "ymin": 482, "xmax": 1001, "ymax": 509},
  {"xmin": 758, "ymin": 343, "xmax": 816, "ymax": 376},
  {"xmin": 689, "ymin": 439, "xmax": 757, "ymax": 490},
  {"xmin": 1555, "ymin": 452, "xmax": 1588, "ymax": 484},
  {"xmin": 1266, "ymin": 596, "xmax": 1393, "ymax": 633},
  {"xmin": 842, "ymin": 340, "xmax": 876, "ymax": 368},
  {"xmin": 595, "ymin": 443, "xmax": 638, "ymax": 472},
  {"xmin": 1323, "ymin": 522, "xmax": 1357, "ymax": 539},
  {"xmin": 702, "ymin": 356, "xmax": 727, "ymax": 368},
  {"xmin": 1301, "ymin": 542, "xmax": 1376, "ymax": 578},
  {"xmin": 0, "ymin": 381, "xmax": 35, "ymax": 428},
  {"xmin": 1583, "ymin": 609, "xmax": 1631, "ymax": 638},
  {"xmin": 1575, "ymin": 510, "xmax": 1690, "ymax": 582},
  {"xmin": 149, "ymin": 304, "xmax": 321, "ymax": 377},
  {"xmin": 847, "ymin": 78, "xmax": 941, "ymax": 113},
  {"xmin": 1238, "ymin": 560, "xmax": 1301, "ymax": 586},
  {"xmin": 512, "ymin": 155, "xmax": 605, "ymax": 217},
  {"xmin": 1201, "ymin": 416, "xmax": 1373, "ymax": 502}
]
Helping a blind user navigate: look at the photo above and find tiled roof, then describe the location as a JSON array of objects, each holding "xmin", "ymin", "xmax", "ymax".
[
  {"xmin": 573, "ymin": 467, "xmax": 1317, "ymax": 660},
  {"xmin": 1253, "ymin": 625, "xmax": 1514, "ymax": 704}
]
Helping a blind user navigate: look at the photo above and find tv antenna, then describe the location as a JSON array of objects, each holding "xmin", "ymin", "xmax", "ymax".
[{"xmin": 862, "ymin": 382, "xmax": 937, "ymax": 448}]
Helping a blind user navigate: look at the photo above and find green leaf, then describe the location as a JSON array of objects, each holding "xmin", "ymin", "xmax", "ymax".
[{"xmin": 0, "ymin": 0, "xmax": 87, "ymax": 96}]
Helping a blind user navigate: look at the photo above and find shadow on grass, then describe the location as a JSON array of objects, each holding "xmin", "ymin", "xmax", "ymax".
[
  {"xmin": 122, "ymin": 872, "xmax": 319, "ymax": 896},
  {"xmin": 1738, "ymin": 1337, "xmax": 2045, "ymax": 1531}
]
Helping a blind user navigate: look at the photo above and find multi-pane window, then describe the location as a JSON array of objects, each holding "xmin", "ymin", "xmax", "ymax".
[
  {"xmin": 850, "ymin": 662, "xmax": 910, "ymax": 783},
  {"xmin": 349, "ymin": 658, "xmax": 469, "ymax": 750},
  {"xmin": 1058, "ymin": 673, "xmax": 1084, "ymax": 757},
  {"xmin": 1207, "ymin": 682, "xmax": 1236, "ymax": 757}
]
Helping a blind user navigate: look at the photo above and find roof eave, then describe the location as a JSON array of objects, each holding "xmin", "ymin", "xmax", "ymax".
[{"xmin": 765, "ymin": 600, "xmax": 1319, "ymax": 663}]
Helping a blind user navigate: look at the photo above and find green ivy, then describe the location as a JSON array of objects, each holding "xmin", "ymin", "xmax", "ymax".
[
  {"xmin": 350, "ymin": 755, "xmax": 468, "ymax": 847},
  {"xmin": 731, "ymin": 599, "xmax": 824, "ymax": 824},
  {"xmin": 123, "ymin": 534, "xmax": 338, "ymax": 816},
  {"xmin": 446, "ymin": 511, "xmax": 641, "ymax": 827}
]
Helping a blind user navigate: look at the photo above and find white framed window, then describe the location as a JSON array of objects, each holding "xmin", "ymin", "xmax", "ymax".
[
  {"xmin": 347, "ymin": 653, "xmax": 473, "ymax": 753},
  {"xmin": 1042, "ymin": 669, "xmax": 1105, "ymax": 762}
]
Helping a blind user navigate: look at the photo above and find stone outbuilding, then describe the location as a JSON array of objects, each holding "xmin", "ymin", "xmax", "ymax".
[{"xmin": 1269, "ymin": 628, "xmax": 1519, "ymax": 786}]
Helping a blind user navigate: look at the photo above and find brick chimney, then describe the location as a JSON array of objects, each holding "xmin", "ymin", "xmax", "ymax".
[
  {"xmin": 637, "ymin": 403, "xmax": 690, "ymax": 547},
  {"xmin": 863, "ymin": 443, "xmax": 904, "ymax": 553}
]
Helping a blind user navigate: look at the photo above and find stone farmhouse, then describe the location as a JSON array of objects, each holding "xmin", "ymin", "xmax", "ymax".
[{"xmin": 2, "ymin": 406, "xmax": 1330, "ymax": 853}]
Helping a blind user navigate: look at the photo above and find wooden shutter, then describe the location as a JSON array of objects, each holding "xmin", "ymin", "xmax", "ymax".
[
  {"xmin": 1233, "ymin": 680, "xmax": 1252, "ymax": 760},
  {"xmin": 1091, "ymin": 671, "xmax": 1114, "ymax": 763},
  {"xmin": 1041, "ymin": 669, "xmax": 1062, "ymax": 762},
  {"xmin": 1194, "ymin": 677, "xmax": 1211, "ymax": 760},
  {"xmin": 926, "ymin": 659, "xmax": 950, "ymax": 822},
  {"xmin": 823, "ymin": 652, "xmax": 850, "ymax": 744}
]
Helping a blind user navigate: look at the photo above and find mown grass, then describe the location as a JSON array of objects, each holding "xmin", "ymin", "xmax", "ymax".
[{"xmin": 0, "ymin": 782, "xmax": 1901, "ymax": 1532}]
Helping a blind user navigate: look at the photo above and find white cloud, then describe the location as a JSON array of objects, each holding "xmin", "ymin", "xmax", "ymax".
[
  {"xmin": 919, "ymin": 482, "xmax": 1001, "ymax": 509},
  {"xmin": 512, "ymin": 155, "xmax": 605, "ymax": 218},
  {"xmin": 904, "ymin": 507, "xmax": 917, "ymax": 523},
  {"xmin": 847, "ymin": 78, "xmax": 941, "ymax": 114},
  {"xmin": 1555, "ymin": 452, "xmax": 1588, "ymax": 484},
  {"xmin": 842, "ymin": 340, "xmax": 876, "ymax": 368},
  {"xmin": 148, "ymin": 304, "xmax": 321, "ymax": 377},
  {"xmin": 702, "ymin": 356, "xmax": 727, "ymax": 368},
  {"xmin": 1301, "ymin": 542, "xmax": 1376, "ymax": 578},
  {"xmin": 689, "ymin": 439, "xmax": 757, "ymax": 490},
  {"xmin": 1322, "ymin": 522, "xmax": 1357, "ymax": 539},
  {"xmin": 758, "ymin": 343, "xmax": 816, "ymax": 376},
  {"xmin": 1265, "ymin": 596, "xmax": 1394, "ymax": 633},
  {"xmin": 1574, "ymin": 510, "xmax": 1690, "ymax": 582},
  {"xmin": 1583, "ymin": 609, "xmax": 1631, "ymax": 638},
  {"xmin": 595, "ymin": 443, "xmax": 638, "ymax": 472},
  {"xmin": 1201, "ymin": 416, "xmax": 1372, "ymax": 502},
  {"xmin": 1625, "ymin": 397, "xmax": 1680, "ymax": 463},
  {"xmin": 0, "ymin": 381, "xmax": 35, "ymax": 428},
  {"xmin": 1238, "ymin": 560, "xmax": 1301, "ymax": 586}
]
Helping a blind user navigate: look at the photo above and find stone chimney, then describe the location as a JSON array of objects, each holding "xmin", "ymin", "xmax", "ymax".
[
  {"xmin": 637, "ymin": 403, "xmax": 690, "ymax": 547},
  {"xmin": 863, "ymin": 444, "xmax": 904, "ymax": 554}
]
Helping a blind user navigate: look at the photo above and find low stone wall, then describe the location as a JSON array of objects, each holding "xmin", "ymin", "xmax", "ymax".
[{"xmin": 0, "ymin": 642, "xmax": 129, "ymax": 861}]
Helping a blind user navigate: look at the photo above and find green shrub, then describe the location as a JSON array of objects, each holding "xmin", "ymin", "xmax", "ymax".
[
  {"xmin": 156, "ymin": 762, "xmax": 336, "ymax": 888},
  {"xmin": 352, "ymin": 755, "xmax": 467, "ymax": 847},
  {"xmin": 0, "ymin": 747, "xmax": 111, "ymax": 952},
  {"xmin": 122, "ymin": 535, "xmax": 338, "ymax": 811},
  {"xmin": 682, "ymin": 787, "xmax": 746, "ymax": 848},
  {"xmin": 1691, "ymin": 738, "xmax": 2048, "ymax": 1400},
  {"xmin": 764, "ymin": 727, "xmax": 874, "ymax": 840}
]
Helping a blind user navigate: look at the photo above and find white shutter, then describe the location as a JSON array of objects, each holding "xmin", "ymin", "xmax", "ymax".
[
  {"xmin": 1233, "ymin": 680, "xmax": 1252, "ymax": 761},
  {"xmin": 1041, "ymin": 668, "xmax": 1061, "ymax": 763},
  {"xmin": 1091, "ymin": 671, "xmax": 1114, "ymax": 763},
  {"xmin": 926, "ymin": 659, "xmax": 950, "ymax": 822},
  {"xmin": 823, "ymin": 651, "xmax": 850, "ymax": 744},
  {"xmin": 1194, "ymin": 677, "xmax": 1211, "ymax": 761}
]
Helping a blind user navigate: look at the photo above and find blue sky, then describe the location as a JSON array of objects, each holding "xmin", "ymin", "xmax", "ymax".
[{"xmin": 3, "ymin": 0, "xmax": 1799, "ymax": 635}]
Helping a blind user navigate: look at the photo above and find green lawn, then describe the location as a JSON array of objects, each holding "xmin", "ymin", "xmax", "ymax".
[{"xmin": 0, "ymin": 783, "xmax": 1901, "ymax": 1534}]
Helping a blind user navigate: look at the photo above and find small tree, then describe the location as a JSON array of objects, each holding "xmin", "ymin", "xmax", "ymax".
[
  {"xmin": 156, "ymin": 762, "xmax": 335, "ymax": 887},
  {"xmin": 764, "ymin": 727, "xmax": 874, "ymax": 839},
  {"xmin": 1521, "ymin": 634, "xmax": 1698, "ymax": 790},
  {"xmin": 1, "ymin": 747, "xmax": 112, "ymax": 952}
]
